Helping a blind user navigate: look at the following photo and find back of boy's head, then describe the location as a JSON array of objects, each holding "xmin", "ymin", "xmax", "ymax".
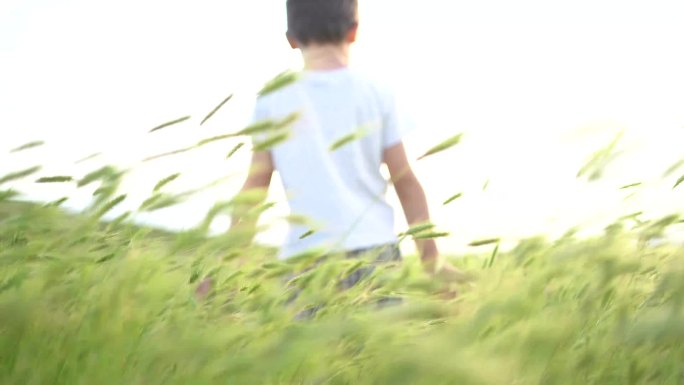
[{"xmin": 286, "ymin": 0, "xmax": 358, "ymax": 46}]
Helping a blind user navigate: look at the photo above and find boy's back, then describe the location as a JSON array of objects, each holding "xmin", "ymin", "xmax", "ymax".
[
  {"xmin": 217, "ymin": 0, "xmax": 466, "ymax": 285},
  {"xmin": 253, "ymin": 68, "xmax": 410, "ymax": 258}
]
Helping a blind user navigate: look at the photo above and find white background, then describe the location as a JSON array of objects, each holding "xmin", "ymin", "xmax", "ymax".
[{"xmin": 2, "ymin": 0, "xmax": 683, "ymax": 253}]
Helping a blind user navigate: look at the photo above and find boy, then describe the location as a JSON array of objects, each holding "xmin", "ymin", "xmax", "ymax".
[{"xmin": 231, "ymin": 0, "xmax": 464, "ymax": 286}]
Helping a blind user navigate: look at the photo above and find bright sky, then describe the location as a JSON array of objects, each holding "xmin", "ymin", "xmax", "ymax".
[{"xmin": 1, "ymin": 0, "xmax": 683, "ymax": 254}]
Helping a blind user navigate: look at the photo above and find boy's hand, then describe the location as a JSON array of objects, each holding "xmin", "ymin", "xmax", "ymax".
[
  {"xmin": 434, "ymin": 261, "xmax": 473, "ymax": 284},
  {"xmin": 421, "ymin": 253, "xmax": 473, "ymax": 284},
  {"xmin": 431, "ymin": 261, "xmax": 475, "ymax": 300}
]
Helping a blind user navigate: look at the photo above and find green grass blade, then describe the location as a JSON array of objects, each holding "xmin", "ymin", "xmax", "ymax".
[
  {"xmin": 418, "ymin": 133, "xmax": 463, "ymax": 160},
  {"xmin": 10, "ymin": 140, "xmax": 45, "ymax": 153},
  {"xmin": 413, "ymin": 232, "xmax": 450, "ymax": 240},
  {"xmin": 299, "ymin": 230, "xmax": 316, "ymax": 240},
  {"xmin": 36, "ymin": 176, "xmax": 73, "ymax": 183},
  {"xmin": 486, "ymin": 243, "xmax": 500, "ymax": 268},
  {"xmin": 197, "ymin": 134, "xmax": 234, "ymax": 147},
  {"xmin": 0, "ymin": 166, "xmax": 42, "ymax": 185},
  {"xmin": 200, "ymin": 94, "xmax": 233, "ymax": 126},
  {"xmin": 258, "ymin": 70, "xmax": 299, "ymax": 97},
  {"xmin": 443, "ymin": 193, "xmax": 463, "ymax": 206},
  {"xmin": 329, "ymin": 126, "xmax": 370, "ymax": 152},
  {"xmin": 143, "ymin": 146, "xmax": 196, "ymax": 162},
  {"xmin": 663, "ymin": 158, "xmax": 684, "ymax": 177},
  {"xmin": 469, "ymin": 238, "xmax": 500, "ymax": 247},
  {"xmin": 620, "ymin": 182, "xmax": 642, "ymax": 190},
  {"xmin": 93, "ymin": 194, "xmax": 126, "ymax": 219},
  {"xmin": 227, "ymin": 143, "xmax": 245, "ymax": 159},
  {"xmin": 674, "ymin": 175, "xmax": 684, "ymax": 189},
  {"xmin": 399, "ymin": 223, "xmax": 436, "ymax": 237},
  {"xmin": 0, "ymin": 189, "xmax": 20, "ymax": 201},
  {"xmin": 78, "ymin": 166, "xmax": 118, "ymax": 187},
  {"xmin": 74, "ymin": 152, "xmax": 102, "ymax": 164},
  {"xmin": 234, "ymin": 120, "xmax": 275, "ymax": 136},
  {"xmin": 253, "ymin": 131, "xmax": 291, "ymax": 152},
  {"xmin": 149, "ymin": 115, "xmax": 191, "ymax": 133},
  {"xmin": 153, "ymin": 173, "xmax": 181, "ymax": 192}
]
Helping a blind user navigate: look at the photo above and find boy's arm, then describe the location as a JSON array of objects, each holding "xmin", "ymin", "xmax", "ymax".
[
  {"xmin": 196, "ymin": 150, "xmax": 273, "ymax": 299},
  {"xmin": 383, "ymin": 142, "xmax": 439, "ymax": 270},
  {"xmin": 229, "ymin": 150, "xmax": 274, "ymax": 243},
  {"xmin": 384, "ymin": 143, "xmax": 471, "ymax": 284}
]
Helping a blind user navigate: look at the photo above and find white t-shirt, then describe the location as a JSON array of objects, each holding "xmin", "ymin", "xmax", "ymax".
[{"xmin": 251, "ymin": 68, "xmax": 412, "ymax": 259}]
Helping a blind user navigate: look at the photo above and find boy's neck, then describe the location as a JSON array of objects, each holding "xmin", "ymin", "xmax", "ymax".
[{"xmin": 300, "ymin": 43, "xmax": 351, "ymax": 71}]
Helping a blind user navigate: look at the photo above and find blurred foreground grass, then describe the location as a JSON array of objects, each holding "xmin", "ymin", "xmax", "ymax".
[{"xmin": 1, "ymin": 196, "xmax": 683, "ymax": 385}]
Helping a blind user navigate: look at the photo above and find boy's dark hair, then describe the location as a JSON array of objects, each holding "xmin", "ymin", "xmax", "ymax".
[{"xmin": 286, "ymin": 0, "xmax": 358, "ymax": 46}]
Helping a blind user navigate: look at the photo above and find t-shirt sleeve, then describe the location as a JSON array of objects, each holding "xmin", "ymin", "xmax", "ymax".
[
  {"xmin": 381, "ymin": 88, "xmax": 416, "ymax": 149},
  {"xmin": 249, "ymin": 97, "xmax": 270, "ymax": 145}
]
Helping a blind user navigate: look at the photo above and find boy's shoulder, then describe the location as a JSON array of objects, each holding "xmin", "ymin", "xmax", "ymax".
[
  {"xmin": 347, "ymin": 68, "xmax": 398, "ymax": 100},
  {"xmin": 333, "ymin": 67, "xmax": 398, "ymax": 99},
  {"xmin": 255, "ymin": 68, "xmax": 398, "ymax": 110},
  {"xmin": 250, "ymin": 68, "xmax": 415, "ymax": 147}
]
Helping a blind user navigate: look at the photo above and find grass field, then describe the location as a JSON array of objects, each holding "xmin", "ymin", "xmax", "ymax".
[
  {"xmin": 2, "ymin": 94, "xmax": 683, "ymax": 383},
  {"xmin": 1, "ymin": 188, "xmax": 683, "ymax": 384}
]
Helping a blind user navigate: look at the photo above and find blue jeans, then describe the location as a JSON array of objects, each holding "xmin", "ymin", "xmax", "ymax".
[
  {"xmin": 288, "ymin": 243, "xmax": 403, "ymax": 320},
  {"xmin": 338, "ymin": 243, "xmax": 402, "ymax": 289}
]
